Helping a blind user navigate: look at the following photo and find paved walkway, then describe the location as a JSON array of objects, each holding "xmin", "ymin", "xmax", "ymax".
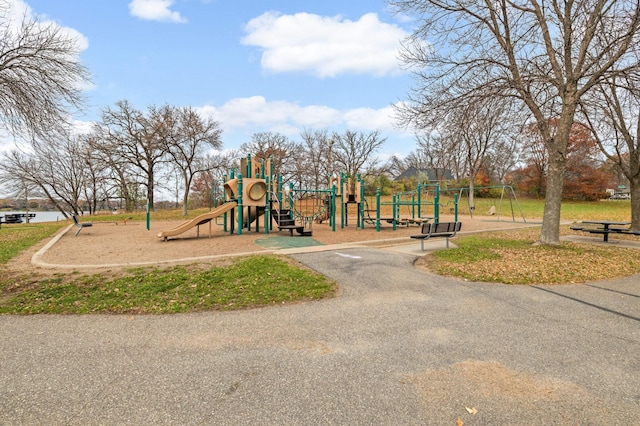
[{"xmin": 1, "ymin": 242, "xmax": 639, "ymax": 425}]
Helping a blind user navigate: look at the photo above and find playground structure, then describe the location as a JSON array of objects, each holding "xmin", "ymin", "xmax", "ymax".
[
  {"xmin": 157, "ymin": 155, "xmax": 270, "ymax": 240},
  {"xmin": 363, "ymin": 183, "xmax": 452, "ymax": 231},
  {"xmin": 158, "ymin": 154, "xmax": 337, "ymax": 239},
  {"xmin": 156, "ymin": 152, "xmax": 525, "ymax": 241}
]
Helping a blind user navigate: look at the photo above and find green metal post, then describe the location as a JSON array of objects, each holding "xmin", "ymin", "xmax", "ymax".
[
  {"xmin": 341, "ymin": 173, "xmax": 346, "ymax": 227},
  {"xmin": 359, "ymin": 174, "xmax": 365, "ymax": 229},
  {"xmin": 237, "ymin": 174, "xmax": 243, "ymax": 235},
  {"xmin": 434, "ymin": 183, "xmax": 440, "ymax": 224},
  {"xmin": 146, "ymin": 199, "xmax": 150, "ymax": 230},
  {"xmin": 376, "ymin": 187, "xmax": 381, "ymax": 232},
  {"xmin": 392, "ymin": 193, "xmax": 397, "ymax": 231},
  {"xmin": 331, "ymin": 186, "xmax": 336, "ymax": 232},
  {"xmin": 454, "ymin": 193, "xmax": 459, "ymax": 222},
  {"xmin": 265, "ymin": 174, "xmax": 270, "ymax": 234},
  {"xmin": 412, "ymin": 193, "xmax": 416, "ymax": 220}
]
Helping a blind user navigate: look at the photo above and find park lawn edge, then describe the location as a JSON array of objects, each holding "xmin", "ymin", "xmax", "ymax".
[
  {"xmin": 418, "ymin": 227, "xmax": 640, "ymax": 284},
  {"xmin": 0, "ymin": 254, "xmax": 338, "ymax": 315}
]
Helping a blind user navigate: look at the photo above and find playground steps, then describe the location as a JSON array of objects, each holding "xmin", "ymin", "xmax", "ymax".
[{"xmin": 271, "ymin": 209, "xmax": 312, "ymax": 237}]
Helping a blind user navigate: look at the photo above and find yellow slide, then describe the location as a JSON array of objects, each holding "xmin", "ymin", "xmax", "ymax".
[{"xmin": 157, "ymin": 201, "xmax": 237, "ymax": 241}]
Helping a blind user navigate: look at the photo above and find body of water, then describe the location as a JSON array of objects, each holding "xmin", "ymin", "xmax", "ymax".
[{"xmin": 1, "ymin": 211, "xmax": 65, "ymax": 223}]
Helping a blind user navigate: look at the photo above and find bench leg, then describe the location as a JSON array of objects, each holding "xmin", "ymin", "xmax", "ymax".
[
  {"xmin": 421, "ymin": 240, "xmax": 425, "ymax": 251},
  {"xmin": 445, "ymin": 237, "xmax": 449, "ymax": 248}
]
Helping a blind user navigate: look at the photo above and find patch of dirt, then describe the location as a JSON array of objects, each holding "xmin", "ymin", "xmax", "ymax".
[
  {"xmin": 7, "ymin": 214, "xmax": 536, "ymax": 278},
  {"xmin": 410, "ymin": 360, "xmax": 613, "ymax": 424}
]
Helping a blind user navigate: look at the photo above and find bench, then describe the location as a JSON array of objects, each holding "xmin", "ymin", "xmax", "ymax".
[
  {"xmin": 71, "ymin": 214, "xmax": 93, "ymax": 236},
  {"xmin": 411, "ymin": 221, "xmax": 462, "ymax": 250}
]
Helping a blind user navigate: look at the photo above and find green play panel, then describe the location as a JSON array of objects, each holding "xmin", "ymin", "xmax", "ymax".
[{"xmin": 255, "ymin": 235, "xmax": 324, "ymax": 249}]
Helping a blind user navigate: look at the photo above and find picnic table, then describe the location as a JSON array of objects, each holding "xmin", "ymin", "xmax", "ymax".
[
  {"xmin": 571, "ymin": 220, "xmax": 632, "ymax": 242},
  {"xmin": 0, "ymin": 213, "xmax": 36, "ymax": 229}
]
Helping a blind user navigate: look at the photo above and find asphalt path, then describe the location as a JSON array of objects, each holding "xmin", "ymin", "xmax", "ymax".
[{"xmin": 1, "ymin": 247, "xmax": 639, "ymax": 425}]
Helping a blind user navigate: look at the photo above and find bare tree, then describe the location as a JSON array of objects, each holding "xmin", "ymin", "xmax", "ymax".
[
  {"xmin": 97, "ymin": 100, "xmax": 168, "ymax": 210},
  {"xmin": 84, "ymin": 130, "xmax": 139, "ymax": 212},
  {"xmin": 485, "ymin": 137, "xmax": 521, "ymax": 184},
  {"xmin": 384, "ymin": 154, "xmax": 409, "ymax": 180},
  {"xmin": 239, "ymin": 132, "xmax": 302, "ymax": 183},
  {"xmin": 0, "ymin": 135, "xmax": 88, "ymax": 216},
  {"xmin": 162, "ymin": 105, "xmax": 223, "ymax": 216},
  {"xmin": 0, "ymin": 150, "xmax": 48, "ymax": 208},
  {"xmin": 331, "ymin": 129, "xmax": 387, "ymax": 178},
  {"xmin": 412, "ymin": 133, "xmax": 462, "ymax": 180},
  {"xmin": 300, "ymin": 128, "xmax": 334, "ymax": 189},
  {"xmin": 0, "ymin": 0, "xmax": 90, "ymax": 138},
  {"xmin": 580, "ymin": 75, "xmax": 640, "ymax": 230},
  {"xmin": 189, "ymin": 151, "xmax": 238, "ymax": 208},
  {"xmin": 390, "ymin": 0, "xmax": 640, "ymax": 245},
  {"xmin": 444, "ymin": 98, "xmax": 516, "ymax": 213}
]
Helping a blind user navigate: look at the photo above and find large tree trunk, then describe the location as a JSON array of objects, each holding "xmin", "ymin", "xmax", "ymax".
[
  {"xmin": 538, "ymin": 148, "xmax": 566, "ymax": 245},
  {"xmin": 147, "ymin": 174, "xmax": 155, "ymax": 211},
  {"xmin": 181, "ymin": 193, "xmax": 189, "ymax": 217},
  {"xmin": 538, "ymin": 104, "xmax": 575, "ymax": 245}
]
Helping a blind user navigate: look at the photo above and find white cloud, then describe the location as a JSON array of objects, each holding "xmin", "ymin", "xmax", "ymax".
[
  {"xmin": 70, "ymin": 119, "xmax": 94, "ymax": 135},
  {"xmin": 344, "ymin": 106, "xmax": 398, "ymax": 131},
  {"xmin": 196, "ymin": 96, "xmax": 406, "ymax": 140},
  {"xmin": 5, "ymin": 0, "xmax": 89, "ymax": 52},
  {"xmin": 128, "ymin": 0, "xmax": 187, "ymax": 23},
  {"xmin": 241, "ymin": 12, "xmax": 407, "ymax": 77}
]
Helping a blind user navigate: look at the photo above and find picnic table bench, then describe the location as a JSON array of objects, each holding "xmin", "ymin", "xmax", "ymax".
[
  {"xmin": 0, "ymin": 213, "xmax": 36, "ymax": 228},
  {"xmin": 411, "ymin": 221, "xmax": 462, "ymax": 250},
  {"xmin": 570, "ymin": 220, "xmax": 638, "ymax": 242}
]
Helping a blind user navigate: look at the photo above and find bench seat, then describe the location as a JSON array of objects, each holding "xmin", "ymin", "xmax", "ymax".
[
  {"xmin": 72, "ymin": 214, "xmax": 93, "ymax": 236},
  {"xmin": 617, "ymin": 229, "xmax": 640, "ymax": 235},
  {"xmin": 411, "ymin": 221, "xmax": 462, "ymax": 250}
]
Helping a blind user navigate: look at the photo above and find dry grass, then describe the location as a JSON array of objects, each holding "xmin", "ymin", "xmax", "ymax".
[{"xmin": 418, "ymin": 227, "xmax": 640, "ymax": 284}]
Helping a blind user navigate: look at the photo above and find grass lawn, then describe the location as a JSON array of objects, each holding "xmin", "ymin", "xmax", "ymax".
[
  {"xmin": 0, "ymin": 255, "xmax": 335, "ymax": 314},
  {"xmin": 0, "ymin": 220, "xmax": 336, "ymax": 314}
]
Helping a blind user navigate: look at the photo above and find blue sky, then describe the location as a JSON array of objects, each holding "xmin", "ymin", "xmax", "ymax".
[{"xmin": 4, "ymin": 0, "xmax": 417, "ymax": 159}]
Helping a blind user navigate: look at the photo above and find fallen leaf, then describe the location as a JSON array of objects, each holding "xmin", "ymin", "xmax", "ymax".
[
  {"xmin": 457, "ymin": 418, "xmax": 464, "ymax": 426},
  {"xmin": 465, "ymin": 406, "xmax": 478, "ymax": 415}
]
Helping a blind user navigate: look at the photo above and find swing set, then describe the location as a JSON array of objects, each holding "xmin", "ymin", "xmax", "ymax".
[{"xmin": 447, "ymin": 185, "xmax": 526, "ymax": 222}]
